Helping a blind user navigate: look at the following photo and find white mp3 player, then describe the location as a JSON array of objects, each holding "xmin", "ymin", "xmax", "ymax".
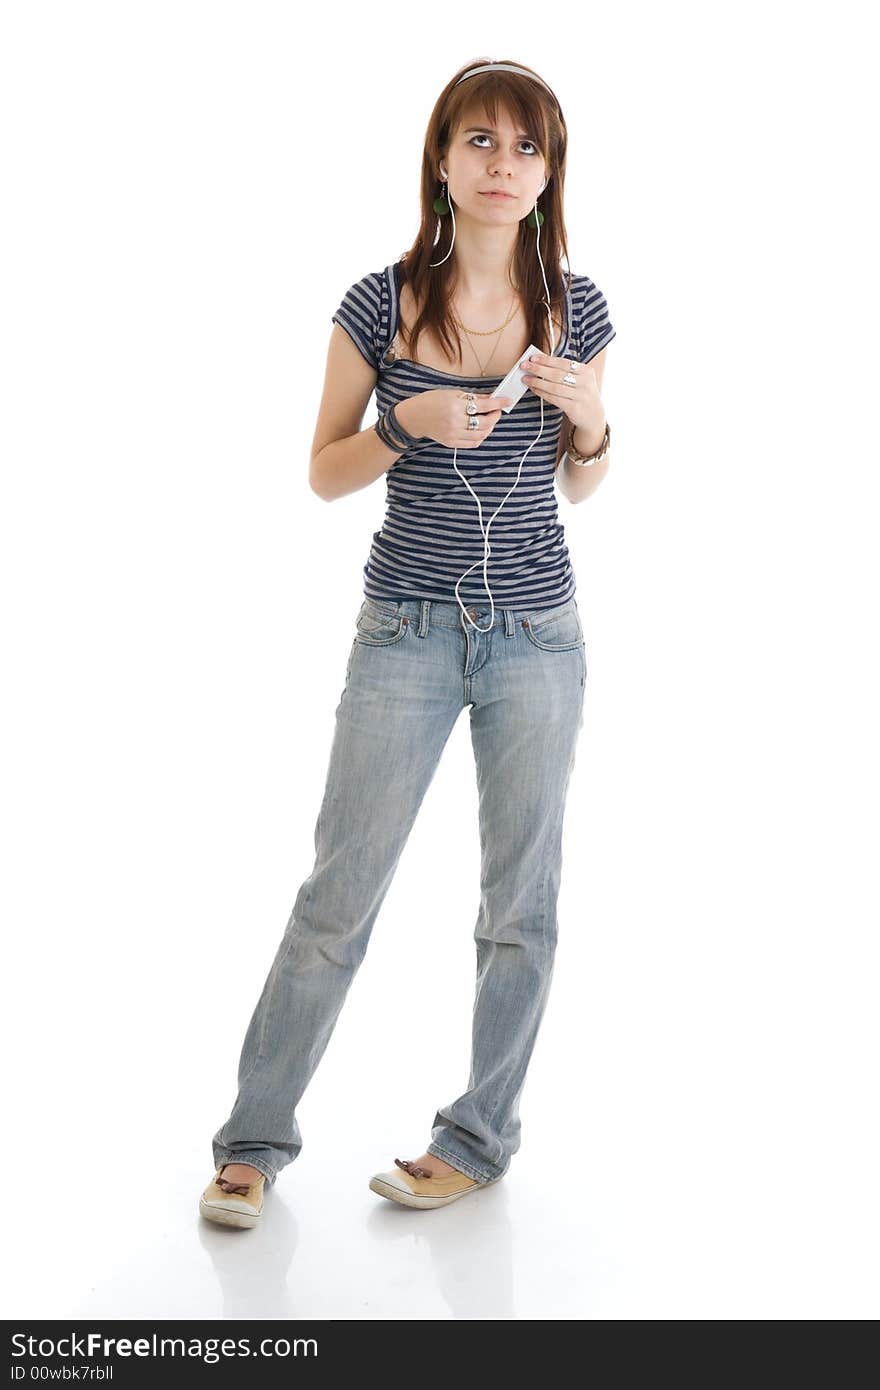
[{"xmin": 490, "ymin": 345, "xmax": 543, "ymax": 414}]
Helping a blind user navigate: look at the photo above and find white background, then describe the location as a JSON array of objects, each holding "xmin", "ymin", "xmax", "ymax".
[{"xmin": 2, "ymin": 1, "xmax": 878, "ymax": 1320}]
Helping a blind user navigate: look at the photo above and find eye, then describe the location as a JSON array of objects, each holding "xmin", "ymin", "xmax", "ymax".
[{"xmin": 468, "ymin": 134, "xmax": 539, "ymax": 156}]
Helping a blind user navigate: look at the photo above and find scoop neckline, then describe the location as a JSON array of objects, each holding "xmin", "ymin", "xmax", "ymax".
[{"xmin": 384, "ymin": 260, "xmax": 571, "ymax": 383}]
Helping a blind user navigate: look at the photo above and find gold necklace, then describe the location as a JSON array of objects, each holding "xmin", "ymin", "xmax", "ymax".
[
  {"xmin": 451, "ymin": 297, "xmax": 520, "ymax": 334},
  {"xmin": 452, "ymin": 292, "xmax": 518, "ymax": 377}
]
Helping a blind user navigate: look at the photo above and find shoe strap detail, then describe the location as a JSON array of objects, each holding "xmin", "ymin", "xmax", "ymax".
[
  {"xmin": 216, "ymin": 1168, "xmax": 261, "ymax": 1194},
  {"xmin": 395, "ymin": 1157, "xmax": 434, "ymax": 1179}
]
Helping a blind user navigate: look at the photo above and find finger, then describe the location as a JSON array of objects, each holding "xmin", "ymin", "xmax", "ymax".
[
  {"xmin": 524, "ymin": 380, "xmax": 567, "ymax": 404},
  {"xmin": 523, "ymin": 353, "xmax": 559, "ymax": 372}
]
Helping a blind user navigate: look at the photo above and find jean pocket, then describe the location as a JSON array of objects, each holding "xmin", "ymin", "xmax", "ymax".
[
  {"xmin": 354, "ymin": 597, "xmax": 410, "ymax": 646},
  {"xmin": 522, "ymin": 599, "xmax": 584, "ymax": 652}
]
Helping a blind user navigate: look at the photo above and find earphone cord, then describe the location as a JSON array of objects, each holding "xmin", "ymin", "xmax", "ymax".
[{"xmin": 452, "ymin": 208, "xmax": 558, "ymax": 634}]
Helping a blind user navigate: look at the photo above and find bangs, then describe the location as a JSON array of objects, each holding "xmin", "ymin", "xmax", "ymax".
[{"xmin": 454, "ymin": 84, "xmax": 549, "ymax": 157}]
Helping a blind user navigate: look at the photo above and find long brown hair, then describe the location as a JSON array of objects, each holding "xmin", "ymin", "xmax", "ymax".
[{"xmin": 397, "ymin": 57, "xmax": 572, "ymax": 368}]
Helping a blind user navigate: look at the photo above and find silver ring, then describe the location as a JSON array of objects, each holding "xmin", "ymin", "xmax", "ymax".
[
  {"xmin": 562, "ymin": 372, "xmax": 577, "ymax": 386},
  {"xmin": 467, "ymin": 416, "xmax": 479, "ymax": 430},
  {"xmin": 568, "ymin": 360, "xmax": 580, "ymax": 372}
]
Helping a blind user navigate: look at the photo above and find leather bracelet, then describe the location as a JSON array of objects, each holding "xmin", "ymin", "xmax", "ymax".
[
  {"xmin": 564, "ymin": 419, "xmax": 611, "ymax": 467},
  {"xmin": 375, "ymin": 403, "xmax": 423, "ymax": 453},
  {"xmin": 375, "ymin": 414, "xmax": 411, "ymax": 451},
  {"xmin": 375, "ymin": 414, "xmax": 407, "ymax": 452},
  {"xmin": 388, "ymin": 402, "xmax": 422, "ymax": 445}
]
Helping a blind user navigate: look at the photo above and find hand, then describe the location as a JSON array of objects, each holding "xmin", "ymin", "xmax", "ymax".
[
  {"xmin": 407, "ymin": 388, "xmax": 514, "ymax": 450},
  {"xmin": 520, "ymin": 351, "xmax": 605, "ymax": 436}
]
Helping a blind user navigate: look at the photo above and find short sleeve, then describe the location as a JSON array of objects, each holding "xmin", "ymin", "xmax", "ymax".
[
  {"xmin": 331, "ymin": 271, "xmax": 384, "ymax": 371},
  {"xmin": 571, "ymin": 274, "xmax": 616, "ymax": 364}
]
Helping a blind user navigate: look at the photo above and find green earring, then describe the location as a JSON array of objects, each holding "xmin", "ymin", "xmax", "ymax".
[
  {"xmin": 433, "ymin": 179, "xmax": 450, "ymax": 216},
  {"xmin": 526, "ymin": 205, "xmax": 545, "ymax": 228}
]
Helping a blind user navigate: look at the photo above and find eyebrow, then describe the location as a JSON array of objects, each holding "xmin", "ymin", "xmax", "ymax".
[{"xmin": 463, "ymin": 126, "xmax": 536, "ymax": 140}]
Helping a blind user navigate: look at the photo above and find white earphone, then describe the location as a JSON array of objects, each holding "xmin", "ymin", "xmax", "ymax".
[{"xmin": 431, "ymin": 168, "xmax": 557, "ymax": 633}]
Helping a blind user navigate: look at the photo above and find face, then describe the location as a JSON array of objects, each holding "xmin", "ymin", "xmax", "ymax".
[{"xmin": 441, "ymin": 106, "xmax": 547, "ymax": 219}]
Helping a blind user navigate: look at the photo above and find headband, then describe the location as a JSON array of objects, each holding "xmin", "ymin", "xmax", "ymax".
[{"xmin": 453, "ymin": 61, "xmax": 563, "ymax": 120}]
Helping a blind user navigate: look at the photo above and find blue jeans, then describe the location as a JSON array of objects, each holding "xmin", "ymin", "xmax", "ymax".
[{"xmin": 212, "ymin": 593, "xmax": 587, "ymax": 1185}]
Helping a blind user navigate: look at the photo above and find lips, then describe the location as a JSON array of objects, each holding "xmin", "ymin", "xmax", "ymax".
[{"xmin": 480, "ymin": 191, "xmax": 514, "ymax": 199}]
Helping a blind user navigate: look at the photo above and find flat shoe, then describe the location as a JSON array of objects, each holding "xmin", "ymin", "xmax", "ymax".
[
  {"xmin": 369, "ymin": 1157, "xmax": 503, "ymax": 1210},
  {"xmin": 199, "ymin": 1166, "xmax": 267, "ymax": 1228}
]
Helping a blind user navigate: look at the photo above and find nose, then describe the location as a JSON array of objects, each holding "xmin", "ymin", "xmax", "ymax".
[{"xmin": 487, "ymin": 150, "xmax": 515, "ymax": 174}]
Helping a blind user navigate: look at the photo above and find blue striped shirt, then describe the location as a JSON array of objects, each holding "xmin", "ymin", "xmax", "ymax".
[{"xmin": 331, "ymin": 260, "xmax": 615, "ymax": 610}]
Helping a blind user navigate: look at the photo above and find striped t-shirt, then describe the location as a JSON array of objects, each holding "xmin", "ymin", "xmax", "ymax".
[{"xmin": 331, "ymin": 259, "xmax": 615, "ymax": 610}]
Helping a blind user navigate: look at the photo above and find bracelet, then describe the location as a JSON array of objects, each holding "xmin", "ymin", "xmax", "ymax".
[
  {"xmin": 564, "ymin": 419, "xmax": 611, "ymax": 467},
  {"xmin": 375, "ymin": 414, "xmax": 408, "ymax": 452},
  {"xmin": 375, "ymin": 411, "xmax": 409, "ymax": 451},
  {"xmin": 374, "ymin": 403, "xmax": 423, "ymax": 453}
]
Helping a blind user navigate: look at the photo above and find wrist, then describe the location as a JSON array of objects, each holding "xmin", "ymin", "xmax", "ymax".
[
  {"xmin": 571, "ymin": 416, "xmax": 607, "ymax": 455},
  {"xmin": 393, "ymin": 395, "xmax": 424, "ymax": 440},
  {"xmin": 374, "ymin": 396, "xmax": 425, "ymax": 460}
]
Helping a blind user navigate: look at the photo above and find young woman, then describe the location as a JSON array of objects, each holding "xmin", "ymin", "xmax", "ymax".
[{"xmin": 200, "ymin": 57, "xmax": 615, "ymax": 1228}]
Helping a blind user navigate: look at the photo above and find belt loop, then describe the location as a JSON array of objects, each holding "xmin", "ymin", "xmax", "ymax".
[
  {"xmin": 418, "ymin": 599, "xmax": 430, "ymax": 637},
  {"xmin": 504, "ymin": 608, "xmax": 514, "ymax": 637}
]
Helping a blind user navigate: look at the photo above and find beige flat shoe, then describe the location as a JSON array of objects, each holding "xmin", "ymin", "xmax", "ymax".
[
  {"xmin": 199, "ymin": 1165, "xmax": 267, "ymax": 1228},
  {"xmin": 369, "ymin": 1157, "xmax": 503, "ymax": 1210}
]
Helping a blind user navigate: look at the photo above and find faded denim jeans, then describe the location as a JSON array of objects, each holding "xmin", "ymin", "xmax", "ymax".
[{"xmin": 212, "ymin": 593, "xmax": 587, "ymax": 1186}]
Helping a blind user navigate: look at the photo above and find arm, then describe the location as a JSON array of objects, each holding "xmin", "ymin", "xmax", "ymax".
[
  {"xmin": 309, "ymin": 325, "xmax": 424, "ymax": 502},
  {"xmin": 554, "ymin": 347, "xmax": 611, "ymax": 505}
]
